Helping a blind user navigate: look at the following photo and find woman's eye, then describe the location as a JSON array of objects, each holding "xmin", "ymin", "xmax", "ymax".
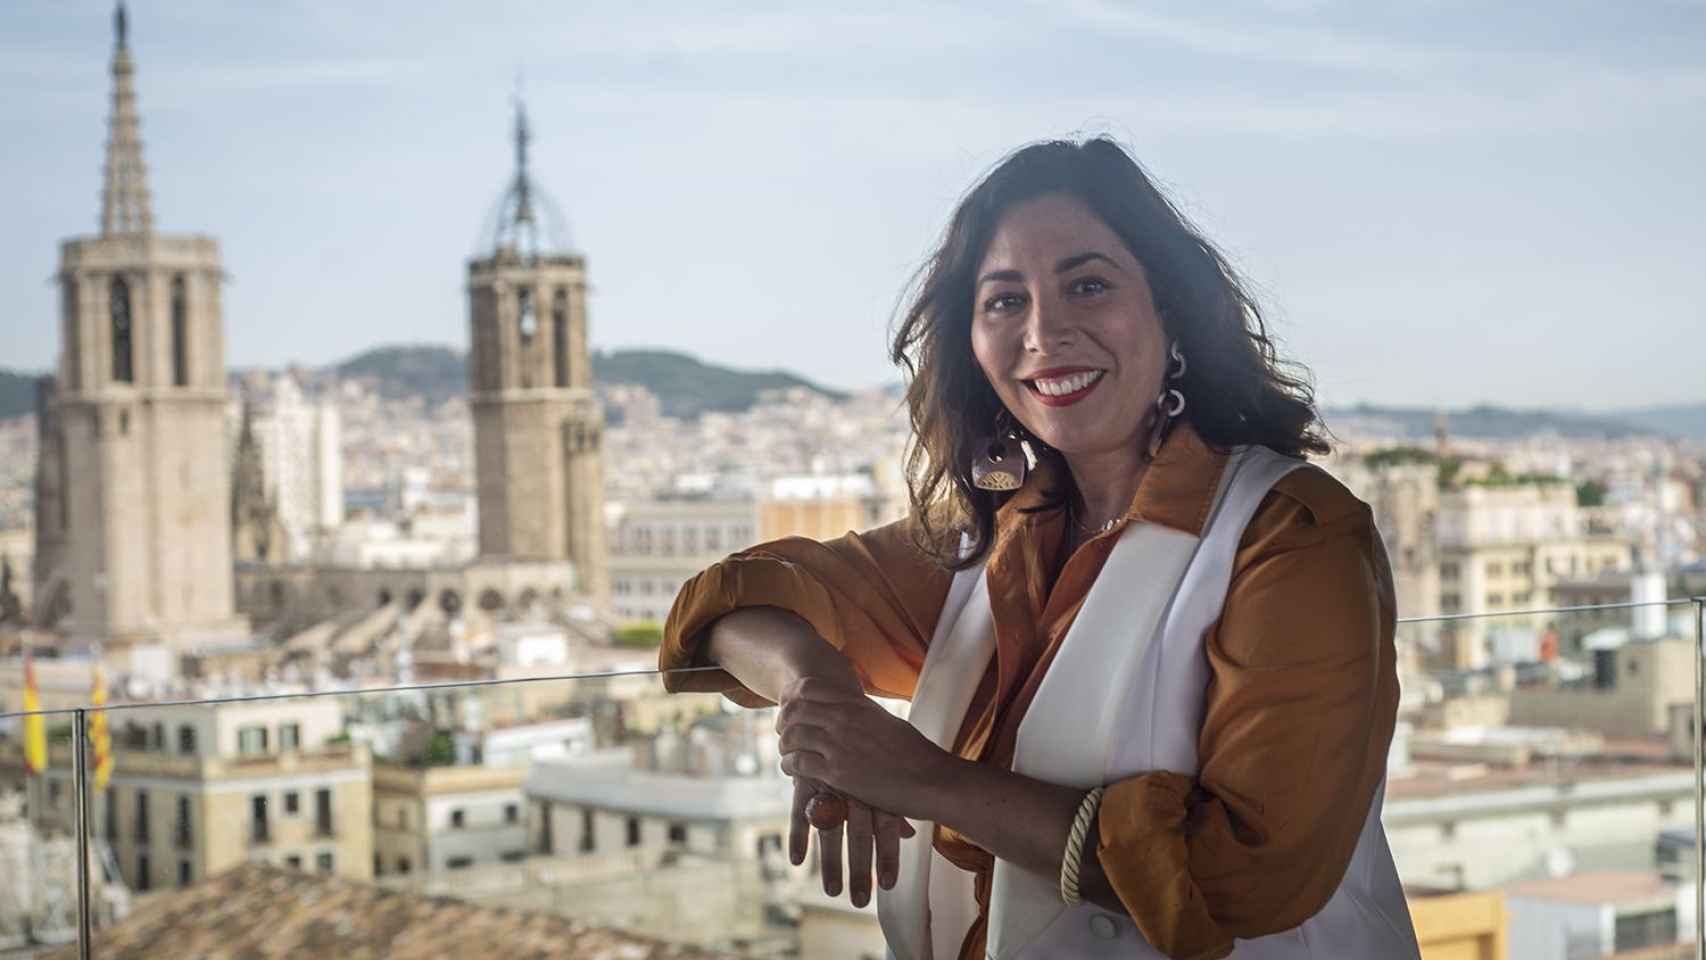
[
  {"xmin": 1068, "ymin": 276, "xmax": 1109, "ymax": 297},
  {"xmin": 983, "ymin": 292, "xmax": 1024, "ymax": 314}
]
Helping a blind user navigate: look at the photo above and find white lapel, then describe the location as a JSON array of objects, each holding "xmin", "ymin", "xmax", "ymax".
[
  {"xmin": 879, "ymin": 554, "xmax": 993, "ymax": 960},
  {"xmin": 984, "ymin": 517, "xmax": 1206, "ymax": 958}
]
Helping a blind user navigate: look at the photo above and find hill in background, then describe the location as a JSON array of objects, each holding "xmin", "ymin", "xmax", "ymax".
[{"xmin": 334, "ymin": 344, "xmax": 848, "ymax": 419}]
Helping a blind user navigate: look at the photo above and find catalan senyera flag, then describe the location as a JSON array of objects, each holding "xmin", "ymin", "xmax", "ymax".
[
  {"xmin": 90, "ymin": 662, "xmax": 112, "ymax": 790},
  {"xmin": 22, "ymin": 648, "xmax": 47, "ymax": 776}
]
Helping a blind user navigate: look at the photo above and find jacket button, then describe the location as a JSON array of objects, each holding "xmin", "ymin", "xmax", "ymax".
[{"xmin": 1089, "ymin": 914, "xmax": 1118, "ymax": 940}]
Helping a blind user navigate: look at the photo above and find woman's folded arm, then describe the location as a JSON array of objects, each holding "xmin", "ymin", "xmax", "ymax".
[{"xmin": 659, "ymin": 516, "xmax": 953, "ymax": 704}]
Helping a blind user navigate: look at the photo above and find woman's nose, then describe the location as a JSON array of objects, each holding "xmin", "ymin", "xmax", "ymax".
[{"xmin": 1022, "ymin": 292, "xmax": 1074, "ymax": 352}]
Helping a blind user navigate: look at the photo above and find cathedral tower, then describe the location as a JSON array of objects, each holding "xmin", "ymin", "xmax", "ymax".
[
  {"xmin": 467, "ymin": 100, "xmax": 609, "ymax": 599},
  {"xmin": 34, "ymin": 5, "xmax": 242, "ymax": 645}
]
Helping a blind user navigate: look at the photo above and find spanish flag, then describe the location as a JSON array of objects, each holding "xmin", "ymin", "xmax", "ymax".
[
  {"xmin": 22, "ymin": 648, "xmax": 47, "ymax": 776},
  {"xmin": 89, "ymin": 662, "xmax": 112, "ymax": 790}
]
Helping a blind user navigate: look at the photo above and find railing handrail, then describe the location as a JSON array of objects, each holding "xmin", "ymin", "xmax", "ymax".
[{"xmin": 2, "ymin": 598, "xmax": 1703, "ymax": 721}]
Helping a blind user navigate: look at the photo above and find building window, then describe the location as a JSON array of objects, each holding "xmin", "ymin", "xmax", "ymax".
[
  {"xmin": 1514, "ymin": 561, "xmax": 1532, "ymax": 576},
  {"xmin": 136, "ymin": 853, "xmax": 151, "ymax": 891},
  {"xmin": 280, "ymin": 723, "xmax": 301, "ymax": 752},
  {"xmin": 151, "ymin": 723, "xmax": 165, "ymax": 751},
  {"xmin": 48, "ymin": 780, "xmax": 61, "ymax": 807},
  {"xmin": 1616, "ymin": 909, "xmax": 1679, "ymax": 952},
  {"xmin": 175, "ymin": 795, "xmax": 192, "ymax": 849},
  {"xmin": 1440, "ymin": 821, "xmax": 1456, "ymax": 841},
  {"xmin": 397, "ymin": 857, "xmax": 411, "ymax": 874},
  {"xmin": 668, "ymin": 822, "xmax": 688, "ymax": 846},
  {"xmin": 1440, "ymin": 562, "xmax": 1459, "ymax": 581},
  {"xmin": 135, "ymin": 790, "xmax": 150, "ymax": 843},
  {"xmin": 374, "ymin": 853, "xmax": 383, "ymax": 877},
  {"xmin": 105, "ymin": 788, "xmax": 117, "ymax": 839},
  {"xmin": 283, "ymin": 855, "xmax": 302, "ymax": 870},
  {"xmin": 518, "ymin": 288, "xmax": 537, "ymax": 343},
  {"xmin": 447, "ymin": 856, "xmax": 474, "ymax": 870},
  {"xmin": 1485, "ymin": 593, "xmax": 1504, "ymax": 608},
  {"xmin": 284, "ymin": 791, "xmax": 300, "ymax": 816},
  {"xmin": 504, "ymin": 804, "xmax": 519, "ymax": 825},
  {"xmin": 552, "ymin": 288, "xmax": 569, "ymax": 388},
  {"xmin": 110, "ymin": 275, "xmax": 134, "ymax": 384},
  {"xmin": 170, "ymin": 274, "xmax": 189, "ymax": 387},
  {"xmin": 501, "ymin": 850, "xmax": 526, "ymax": 863},
  {"xmin": 451, "ymin": 808, "xmax": 466, "ymax": 829},
  {"xmin": 238, "ymin": 725, "xmax": 269, "ymax": 755},
  {"xmin": 1440, "ymin": 593, "xmax": 1461, "ymax": 613},
  {"xmin": 178, "ymin": 725, "xmax": 197, "ymax": 755},
  {"xmin": 178, "ymin": 860, "xmax": 192, "ymax": 888},
  {"xmin": 251, "ymin": 795, "xmax": 269, "ymax": 844},
  {"xmin": 316, "ymin": 852, "xmax": 334, "ymax": 874},
  {"xmin": 1485, "ymin": 562, "xmax": 1503, "ymax": 578},
  {"xmin": 314, "ymin": 789, "xmax": 333, "ymax": 837},
  {"xmin": 626, "ymin": 816, "xmax": 641, "ymax": 848},
  {"xmin": 1513, "ymin": 592, "xmax": 1531, "ymax": 606},
  {"xmin": 579, "ymin": 809, "xmax": 595, "ymax": 853},
  {"xmin": 706, "ymin": 527, "xmax": 722, "ymax": 551}
]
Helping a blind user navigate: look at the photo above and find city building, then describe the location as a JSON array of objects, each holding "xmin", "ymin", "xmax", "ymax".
[
  {"xmin": 243, "ymin": 373, "xmax": 343, "ymax": 560},
  {"xmin": 609, "ymin": 498, "xmax": 758, "ymax": 624},
  {"xmin": 1504, "ymin": 871, "xmax": 1693, "ymax": 960},
  {"xmin": 30, "ymin": 6, "xmax": 246, "ymax": 649},
  {"xmin": 371, "ymin": 761, "xmax": 529, "ymax": 877},
  {"xmin": 2, "ymin": 696, "xmax": 373, "ymax": 891},
  {"xmin": 468, "ymin": 99, "xmax": 608, "ymax": 600}
]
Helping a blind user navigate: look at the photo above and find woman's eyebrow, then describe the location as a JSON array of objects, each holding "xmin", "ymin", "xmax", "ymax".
[
  {"xmin": 976, "ymin": 268, "xmax": 1024, "ymax": 287},
  {"xmin": 1054, "ymin": 251, "xmax": 1120, "ymax": 274}
]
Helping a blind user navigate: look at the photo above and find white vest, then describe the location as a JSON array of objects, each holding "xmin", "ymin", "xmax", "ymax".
[{"xmin": 878, "ymin": 445, "xmax": 1421, "ymax": 959}]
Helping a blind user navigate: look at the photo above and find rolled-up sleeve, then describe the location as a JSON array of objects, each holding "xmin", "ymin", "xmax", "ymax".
[
  {"xmin": 659, "ymin": 516, "xmax": 953, "ymax": 706},
  {"xmin": 1095, "ymin": 470, "xmax": 1401, "ymax": 960}
]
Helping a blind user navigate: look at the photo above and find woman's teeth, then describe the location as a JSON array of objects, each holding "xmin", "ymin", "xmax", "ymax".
[{"xmin": 1032, "ymin": 370, "xmax": 1104, "ymax": 396}]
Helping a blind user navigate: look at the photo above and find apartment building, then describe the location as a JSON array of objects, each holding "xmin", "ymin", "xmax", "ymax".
[
  {"xmin": 371, "ymin": 761, "xmax": 528, "ymax": 877},
  {"xmin": 4, "ymin": 696, "xmax": 372, "ymax": 891}
]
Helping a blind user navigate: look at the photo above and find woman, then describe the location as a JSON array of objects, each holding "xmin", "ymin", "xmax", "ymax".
[{"xmin": 659, "ymin": 138, "xmax": 1419, "ymax": 959}]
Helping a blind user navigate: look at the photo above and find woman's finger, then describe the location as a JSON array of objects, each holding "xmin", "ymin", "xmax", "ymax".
[
  {"xmin": 873, "ymin": 809, "xmax": 911, "ymax": 890},
  {"xmin": 819, "ymin": 820, "xmax": 845, "ymax": 898},
  {"xmin": 789, "ymin": 776, "xmax": 815, "ymax": 866},
  {"xmin": 846, "ymin": 801, "xmax": 875, "ymax": 908}
]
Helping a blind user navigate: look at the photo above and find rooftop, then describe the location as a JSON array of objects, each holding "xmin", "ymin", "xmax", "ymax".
[
  {"xmin": 526, "ymin": 763, "xmax": 792, "ymax": 822},
  {"xmin": 1502, "ymin": 870, "xmax": 1676, "ymax": 906},
  {"xmin": 42, "ymin": 861, "xmax": 725, "ymax": 960}
]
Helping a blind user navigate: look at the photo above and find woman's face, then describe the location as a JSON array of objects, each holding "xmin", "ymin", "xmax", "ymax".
[{"xmin": 970, "ymin": 193, "xmax": 1169, "ymax": 460}]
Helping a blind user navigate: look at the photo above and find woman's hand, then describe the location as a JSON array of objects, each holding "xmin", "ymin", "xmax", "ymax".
[
  {"xmin": 776, "ymin": 676, "xmax": 959, "ymax": 823},
  {"xmin": 789, "ymin": 773, "xmax": 916, "ymax": 907}
]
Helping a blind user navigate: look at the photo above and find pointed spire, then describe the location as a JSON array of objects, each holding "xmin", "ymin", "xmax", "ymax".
[
  {"xmin": 512, "ymin": 96, "xmax": 535, "ymax": 228},
  {"xmin": 101, "ymin": 1, "xmax": 153, "ymax": 236}
]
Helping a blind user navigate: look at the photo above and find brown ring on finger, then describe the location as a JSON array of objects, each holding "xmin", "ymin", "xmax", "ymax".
[{"xmin": 805, "ymin": 792, "xmax": 848, "ymax": 829}]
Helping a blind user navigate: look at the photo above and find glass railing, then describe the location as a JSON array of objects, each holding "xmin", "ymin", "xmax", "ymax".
[{"xmin": 0, "ymin": 597, "xmax": 1702, "ymax": 958}]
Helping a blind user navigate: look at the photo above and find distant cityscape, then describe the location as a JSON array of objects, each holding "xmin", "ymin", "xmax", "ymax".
[{"xmin": 2, "ymin": 6, "xmax": 1704, "ymax": 960}]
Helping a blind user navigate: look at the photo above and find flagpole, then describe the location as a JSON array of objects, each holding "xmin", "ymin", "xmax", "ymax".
[{"xmin": 72, "ymin": 707, "xmax": 92, "ymax": 960}]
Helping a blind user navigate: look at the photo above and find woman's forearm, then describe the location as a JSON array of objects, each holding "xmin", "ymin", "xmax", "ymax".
[
  {"xmin": 926, "ymin": 756, "xmax": 1124, "ymax": 915},
  {"xmin": 703, "ymin": 606, "xmax": 862, "ymax": 702}
]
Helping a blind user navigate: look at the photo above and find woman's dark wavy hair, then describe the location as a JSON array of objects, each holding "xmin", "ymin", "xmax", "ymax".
[{"xmin": 890, "ymin": 136, "xmax": 1330, "ymax": 570}]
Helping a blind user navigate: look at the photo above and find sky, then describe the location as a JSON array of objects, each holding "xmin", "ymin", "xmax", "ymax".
[{"xmin": 2, "ymin": 1, "xmax": 1701, "ymax": 411}]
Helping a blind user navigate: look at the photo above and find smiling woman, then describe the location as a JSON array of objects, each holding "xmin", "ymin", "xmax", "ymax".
[{"xmin": 660, "ymin": 138, "xmax": 1420, "ymax": 960}]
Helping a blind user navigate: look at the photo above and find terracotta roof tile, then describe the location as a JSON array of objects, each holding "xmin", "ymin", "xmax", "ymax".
[{"xmin": 43, "ymin": 862, "xmax": 730, "ymax": 960}]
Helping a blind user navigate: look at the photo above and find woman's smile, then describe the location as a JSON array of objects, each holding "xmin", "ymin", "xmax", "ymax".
[{"xmin": 1022, "ymin": 367, "xmax": 1106, "ymax": 407}]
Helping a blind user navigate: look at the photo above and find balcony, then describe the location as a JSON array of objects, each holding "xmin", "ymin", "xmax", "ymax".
[{"xmin": 4, "ymin": 597, "xmax": 1703, "ymax": 959}]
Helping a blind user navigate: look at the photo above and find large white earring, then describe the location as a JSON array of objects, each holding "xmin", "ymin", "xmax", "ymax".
[{"xmin": 1146, "ymin": 341, "xmax": 1187, "ymax": 459}]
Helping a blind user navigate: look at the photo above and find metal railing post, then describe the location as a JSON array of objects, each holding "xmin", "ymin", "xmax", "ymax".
[
  {"xmin": 1695, "ymin": 597, "xmax": 1705, "ymax": 960},
  {"xmin": 72, "ymin": 707, "xmax": 93, "ymax": 960}
]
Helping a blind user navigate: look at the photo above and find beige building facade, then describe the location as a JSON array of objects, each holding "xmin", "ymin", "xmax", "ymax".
[{"xmin": 4, "ymin": 697, "xmax": 373, "ymax": 893}]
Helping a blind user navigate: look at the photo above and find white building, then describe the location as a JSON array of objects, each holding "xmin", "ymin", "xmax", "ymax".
[
  {"xmin": 608, "ymin": 498, "xmax": 759, "ymax": 624},
  {"xmin": 1504, "ymin": 871, "xmax": 1694, "ymax": 960},
  {"xmin": 248, "ymin": 375, "xmax": 343, "ymax": 559}
]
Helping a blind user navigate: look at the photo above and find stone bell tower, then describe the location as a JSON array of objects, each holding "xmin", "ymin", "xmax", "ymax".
[
  {"xmin": 33, "ymin": 4, "xmax": 244, "ymax": 646},
  {"xmin": 467, "ymin": 99, "xmax": 609, "ymax": 599}
]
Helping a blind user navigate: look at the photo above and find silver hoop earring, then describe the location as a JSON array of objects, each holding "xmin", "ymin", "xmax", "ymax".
[{"xmin": 1168, "ymin": 341, "xmax": 1187, "ymax": 380}]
